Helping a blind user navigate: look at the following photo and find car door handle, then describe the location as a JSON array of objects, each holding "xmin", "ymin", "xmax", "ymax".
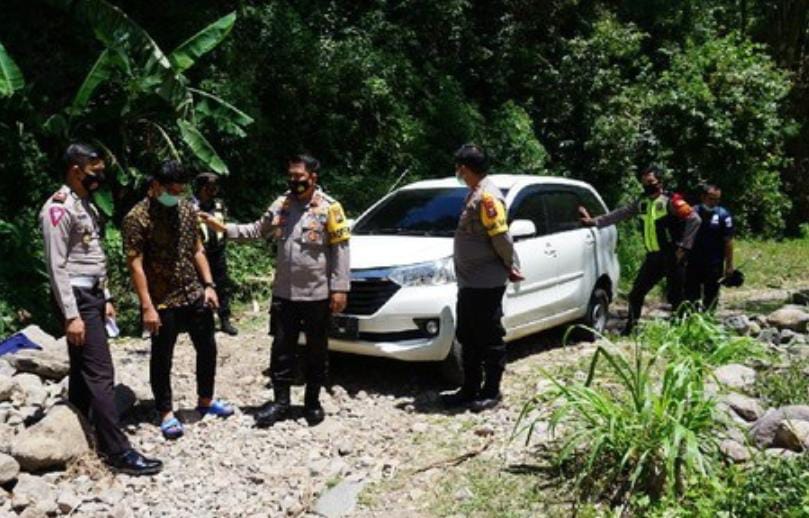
[{"xmin": 544, "ymin": 243, "xmax": 557, "ymax": 257}]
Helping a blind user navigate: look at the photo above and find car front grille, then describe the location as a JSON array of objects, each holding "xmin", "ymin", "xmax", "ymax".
[{"xmin": 345, "ymin": 278, "xmax": 400, "ymax": 316}]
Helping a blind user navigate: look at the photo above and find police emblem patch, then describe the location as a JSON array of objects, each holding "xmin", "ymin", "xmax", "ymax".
[{"xmin": 49, "ymin": 206, "xmax": 65, "ymax": 226}]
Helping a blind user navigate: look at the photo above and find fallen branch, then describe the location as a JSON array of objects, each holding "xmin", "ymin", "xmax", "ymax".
[{"xmin": 410, "ymin": 438, "xmax": 494, "ymax": 475}]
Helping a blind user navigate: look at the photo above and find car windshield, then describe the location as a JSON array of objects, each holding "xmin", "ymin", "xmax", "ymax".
[{"xmin": 353, "ymin": 187, "xmax": 470, "ymax": 236}]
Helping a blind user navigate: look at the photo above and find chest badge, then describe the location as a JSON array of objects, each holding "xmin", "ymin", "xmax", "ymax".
[{"xmin": 82, "ymin": 231, "xmax": 92, "ymax": 245}]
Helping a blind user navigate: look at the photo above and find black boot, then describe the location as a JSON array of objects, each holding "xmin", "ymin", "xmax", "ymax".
[
  {"xmin": 220, "ymin": 318, "xmax": 239, "ymax": 336},
  {"xmin": 471, "ymin": 369, "xmax": 503, "ymax": 413},
  {"xmin": 303, "ymin": 384, "xmax": 325, "ymax": 426},
  {"xmin": 255, "ymin": 385, "xmax": 290, "ymax": 428},
  {"xmin": 441, "ymin": 386, "xmax": 479, "ymax": 409},
  {"xmin": 106, "ymin": 449, "xmax": 163, "ymax": 476}
]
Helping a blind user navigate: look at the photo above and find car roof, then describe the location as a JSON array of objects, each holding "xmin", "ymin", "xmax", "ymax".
[{"xmin": 400, "ymin": 174, "xmax": 596, "ymax": 192}]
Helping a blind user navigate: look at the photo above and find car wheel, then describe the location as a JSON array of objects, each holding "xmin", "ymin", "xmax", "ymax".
[
  {"xmin": 439, "ymin": 339, "xmax": 464, "ymax": 386},
  {"xmin": 581, "ymin": 287, "xmax": 610, "ymax": 340}
]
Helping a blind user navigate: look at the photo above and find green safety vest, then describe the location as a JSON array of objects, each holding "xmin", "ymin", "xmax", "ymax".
[{"xmin": 639, "ymin": 196, "xmax": 668, "ymax": 252}]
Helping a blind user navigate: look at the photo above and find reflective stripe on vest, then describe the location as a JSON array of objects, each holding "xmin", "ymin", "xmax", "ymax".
[
  {"xmin": 640, "ymin": 197, "xmax": 667, "ymax": 252},
  {"xmin": 199, "ymin": 202, "xmax": 225, "ymax": 243}
]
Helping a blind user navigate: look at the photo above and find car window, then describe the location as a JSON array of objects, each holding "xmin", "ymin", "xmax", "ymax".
[
  {"xmin": 575, "ymin": 187, "xmax": 607, "ymax": 217},
  {"xmin": 509, "ymin": 186, "xmax": 548, "ymax": 236},
  {"xmin": 542, "ymin": 191, "xmax": 581, "ymax": 233},
  {"xmin": 352, "ymin": 188, "xmax": 467, "ymax": 236}
]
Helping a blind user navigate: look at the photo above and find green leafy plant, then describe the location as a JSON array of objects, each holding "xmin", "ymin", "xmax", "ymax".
[
  {"xmin": 754, "ymin": 357, "xmax": 809, "ymax": 408},
  {"xmin": 0, "ymin": 41, "xmax": 24, "ymax": 98},
  {"xmin": 516, "ymin": 339, "xmax": 719, "ymax": 504}
]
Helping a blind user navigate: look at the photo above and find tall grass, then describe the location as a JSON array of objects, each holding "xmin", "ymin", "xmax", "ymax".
[{"xmin": 516, "ymin": 339, "xmax": 718, "ymax": 504}]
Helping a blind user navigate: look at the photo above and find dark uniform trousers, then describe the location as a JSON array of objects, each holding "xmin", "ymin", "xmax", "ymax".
[
  {"xmin": 66, "ymin": 287, "xmax": 131, "ymax": 456},
  {"xmin": 269, "ymin": 298, "xmax": 330, "ymax": 386},
  {"xmin": 628, "ymin": 250, "xmax": 686, "ymax": 327},
  {"xmin": 685, "ymin": 261, "xmax": 723, "ymax": 311},
  {"xmin": 207, "ymin": 247, "xmax": 232, "ymax": 321},
  {"xmin": 150, "ymin": 299, "xmax": 217, "ymax": 413},
  {"xmin": 456, "ymin": 286, "xmax": 507, "ymax": 391}
]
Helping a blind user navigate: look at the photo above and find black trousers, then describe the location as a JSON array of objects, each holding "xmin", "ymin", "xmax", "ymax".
[
  {"xmin": 269, "ymin": 298, "xmax": 330, "ymax": 387},
  {"xmin": 207, "ymin": 247, "xmax": 232, "ymax": 321},
  {"xmin": 66, "ymin": 287, "xmax": 131, "ymax": 456},
  {"xmin": 150, "ymin": 300, "xmax": 217, "ymax": 413},
  {"xmin": 685, "ymin": 261, "xmax": 723, "ymax": 311},
  {"xmin": 456, "ymin": 286, "xmax": 507, "ymax": 393},
  {"xmin": 628, "ymin": 250, "xmax": 686, "ymax": 328}
]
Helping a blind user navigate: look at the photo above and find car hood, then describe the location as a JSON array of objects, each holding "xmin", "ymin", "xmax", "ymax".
[{"xmin": 350, "ymin": 235, "xmax": 454, "ymax": 270}]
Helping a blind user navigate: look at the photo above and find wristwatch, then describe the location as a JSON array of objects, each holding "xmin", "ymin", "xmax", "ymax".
[{"xmin": 203, "ymin": 282, "xmax": 217, "ymax": 289}]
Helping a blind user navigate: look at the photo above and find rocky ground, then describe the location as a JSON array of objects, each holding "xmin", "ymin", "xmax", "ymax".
[{"xmin": 1, "ymin": 285, "xmax": 809, "ymax": 517}]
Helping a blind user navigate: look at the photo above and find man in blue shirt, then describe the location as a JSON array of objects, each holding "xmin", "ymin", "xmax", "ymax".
[{"xmin": 685, "ymin": 184, "xmax": 735, "ymax": 310}]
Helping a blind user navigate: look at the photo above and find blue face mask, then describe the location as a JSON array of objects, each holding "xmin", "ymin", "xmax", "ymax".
[{"xmin": 157, "ymin": 191, "xmax": 179, "ymax": 207}]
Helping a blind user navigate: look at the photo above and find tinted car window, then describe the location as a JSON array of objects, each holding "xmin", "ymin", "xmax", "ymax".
[
  {"xmin": 509, "ymin": 187, "xmax": 547, "ymax": 236},
  {"xmin": 575, "ymin": 187, "xmax": 607, "ymax": 217},
  {"xmin": 543, "ymin": 191, "xmax": 581, "ymax": 233},
  {"xmin": 352, "ymin": 188, "xmax": 467, "ymax": 236}
]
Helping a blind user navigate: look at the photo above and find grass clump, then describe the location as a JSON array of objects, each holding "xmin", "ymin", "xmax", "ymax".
[
  {"xmin": 517, "ymin": 339, "xmax": 719, "ymax": 505},
  {"xmin": 754, "ymin": 356, "xmax": 809, "ymax": 407}
]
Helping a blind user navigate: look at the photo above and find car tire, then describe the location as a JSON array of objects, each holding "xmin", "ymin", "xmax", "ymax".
[
  {"xmin": 439, "ymin": 339, "xmax": 464, "ymax": 386},
  {"xmin": 580, "ymin": 287, "xmax": 610, "ymax": 341}
]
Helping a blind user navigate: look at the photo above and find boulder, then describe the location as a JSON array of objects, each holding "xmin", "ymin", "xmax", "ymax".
[
  {"xmin": 719, "ymin": 439, "xmax": 751, "ymax": 463},
  {"xmin": 749, "ymin": 405, "xmax": 809, "ymax": 448},
  {"xmin": 757, "ymin": 327, "xmax": 780, "ymax": 345},
  {"xmin": 10, "ymin": 405, "xmax": 90, "ymax": 472},
  {"xmin": 767, "ymin": 305, "xmax": 809, "ymax": 332},
  {"xmin": 11, "ymin": 374, "xmax": 47, "ymax": 408},
  {"xmin": 0, "ymin": 453, "xmax": 19, "ymax": 485},
  {"xmin": 10, "ymin": 474, "xmax": 56, "ymax": 513},
  {"xmin": 6, "ymin": 350, "xmax": 68, "ymax": 381},
  {"xmin": 723, "ymin": 393, "xmax": 765, "ymax": 422},
  {"xmin": 713, "ymin": 364, "xmax": 756, "ymax": 390},
  {"xmin": 0, "ymin": 359, "xmax": 13, "ymax": 377},
  {"xmin": 724, "ymin": 315, "xmax": 752, "ymax": 336},
  {"xmin": 773, "ymin": 419, "xmax": 809, "ymax": 452},
  {"xmin": 18, "ymin": 325, "xmax": 66, "ymax": 357},
  {"xmin": 779, "ymin": 329, "xmax": 801, "ymax": 345}
]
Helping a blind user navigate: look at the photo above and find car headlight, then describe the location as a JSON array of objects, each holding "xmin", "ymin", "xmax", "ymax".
[{"xmin": 388, "ymin": 257, "xmax": 456, "ymax": 287}]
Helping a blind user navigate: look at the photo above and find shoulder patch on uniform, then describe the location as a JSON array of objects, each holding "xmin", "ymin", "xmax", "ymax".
[
  {"xmin": 480, "ymin": 192, "xmax": 508, "ymax": 237},
  {"xmin": 670, "ymin": 193, "xmax": 693, "ymax": 219},
  {"xmin": 51, "ymin": 192, "xmax": 66, "ymax": 204},
  {"xmin": 49, "ymin": 206, "xmax": 66, "ymax": 226},
  {"xmin": 326, "ymin": 201, "xmax": 350, "ymax": 244}
]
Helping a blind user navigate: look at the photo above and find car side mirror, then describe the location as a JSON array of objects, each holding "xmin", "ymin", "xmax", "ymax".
[{"xmin": 510, "ymin": 219, "xmax": 536, "ymax": 240}]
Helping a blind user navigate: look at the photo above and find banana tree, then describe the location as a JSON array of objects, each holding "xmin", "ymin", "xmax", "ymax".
[
  {"xmin": 40, "ymin": 0, "xmax": 252, "ymax": 218},
  {"xmin": 0, "ymin": 41, "xmax": 24, "ymax": 98}
]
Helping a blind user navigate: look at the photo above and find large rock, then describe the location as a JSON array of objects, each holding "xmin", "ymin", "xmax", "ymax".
[
  {"xmin": 774, "ymin": 419, "xmax": 809, "ymax": 452},
  {"xmin": 724, "ymin": 315, "xmax": 752, "ymax": 336},
  {"xmin": 6, "ymin": 350, "xmax": 69, "ymax": 381},
  {"xmin": 0, "ymin": 453, "xmax": 19, "ymax": 485},
  {"xmin": 10, "ymin": 405, "xmax": 90, "ymax": 472},
  {"xmin": 723, "ymin": 393, "xmax": 765, "ymax": 422},
  {"xmin": 18, "ymin": 325, "xmax": 66, "ymax": 357},
  {"xmin": 719, "ymin": 439, "xmax": 751, "ymax": 463},
  {"xmin": 767, "ymin": 305, "xmax": 809, "ymax": 332},
  {"xmin": 713, "ymin": 364, "xmax": 756, "ymax": 390},
  {"xmin": 750, "ymin": 405, "xmax": 809, "ymax": 448},
  {"xmin": 10, "ymin": 474, "xmax": 56, "ymax": 514},
  {"xmin": 11, "ymin": 374, "xmax": 47, "ymax": 408}
]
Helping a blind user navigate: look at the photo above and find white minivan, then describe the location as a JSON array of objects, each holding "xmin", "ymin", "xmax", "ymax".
[{"xmin": 328, "ymin": 174, "xmax": 619, "ymax": 380}]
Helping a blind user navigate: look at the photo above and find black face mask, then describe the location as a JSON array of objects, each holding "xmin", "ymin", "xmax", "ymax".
[
  {"xmin": 81, "ymin": 170, "xmax": 106, "ymax": 192},
  {"xmin": 643, "ymin": 183, "xmax": 660, "ymax": 196},
  {"xmin": 288, "ymin": 178, "xmax": 311, "ymax": 195}
]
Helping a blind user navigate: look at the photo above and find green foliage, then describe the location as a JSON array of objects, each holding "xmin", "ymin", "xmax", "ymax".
[
  {"xmin": 225, "ymin": 241, "xmax": 275, "ymax": 303},
  {"xmin": 0, "ymin": 41, "xmax": 24, "ymax": 97},
  {"xmin": 517, "ymin": 340, "xmax": 718, "ymax": 503},
  {"xmin": 754, "ymin": 357, "xmax": 809, "ymax": 408},
  {"xmin": 647, "ymin": 454, "xmax": 809, "ymax": 517},
  {"xmin": 484, "ymin": 101, "xmax": 549, "ymax": 174}
]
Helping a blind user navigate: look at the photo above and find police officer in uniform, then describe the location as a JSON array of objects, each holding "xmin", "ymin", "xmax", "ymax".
[
  {"xmin": 442, "ymin": 144, "xmax": 523, "ymax": 412},
  {"xmin": 685, "ymin": 184, "xmax": 735, "ymax": 310},
  {"xmin": 201, "ymin": 154, "xmax": 350, "ymax": 426},
  {"xmin": 193, "ymin": 172, "xmax": 238, "ymax": 336},
  {"xmin": 580, "ymin": 165, "xmax": 701, "ymax": 334},
  {"xmin": 40, "ymin": 143, "xmax": 162, "ymax": 475}
]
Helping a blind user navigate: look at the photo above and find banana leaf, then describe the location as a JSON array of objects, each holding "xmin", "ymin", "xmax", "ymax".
[
  {"xmin": 191, "ymin": 88, "xmax": 254, "ymax": 137},
  {"xmin": 169, "ymin": 12, "xmax": 236, "ymax": 73},
  {"xmin": 0, "ymin": 41, "xmax": 24, "ymax": 97},
  {"xmin": 177, "ymin": 119, "xmax": 228, "ymax": 175}
]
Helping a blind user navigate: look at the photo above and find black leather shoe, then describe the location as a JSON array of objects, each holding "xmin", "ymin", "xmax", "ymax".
[
  {"xmin": 470, "ymin": 392, "xmax": 502, "ymax": 413},
  {"xmin": 221, "ymin": 319, "xmax": 239, "ymax": 336},
  {"xmin": 304, "ymin": 403, "xmax": 325, "ymax": 426},
  {"xmin": 107, "ymin": 449, "xmax": 162, "ymax": 476},
  {"xmin": 254, "ymin": 402, "xmax": 290, "ymax": 428},
  {"xmin": 440, "ymin": 389, "xmax": 478, "ymax": 409}
]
